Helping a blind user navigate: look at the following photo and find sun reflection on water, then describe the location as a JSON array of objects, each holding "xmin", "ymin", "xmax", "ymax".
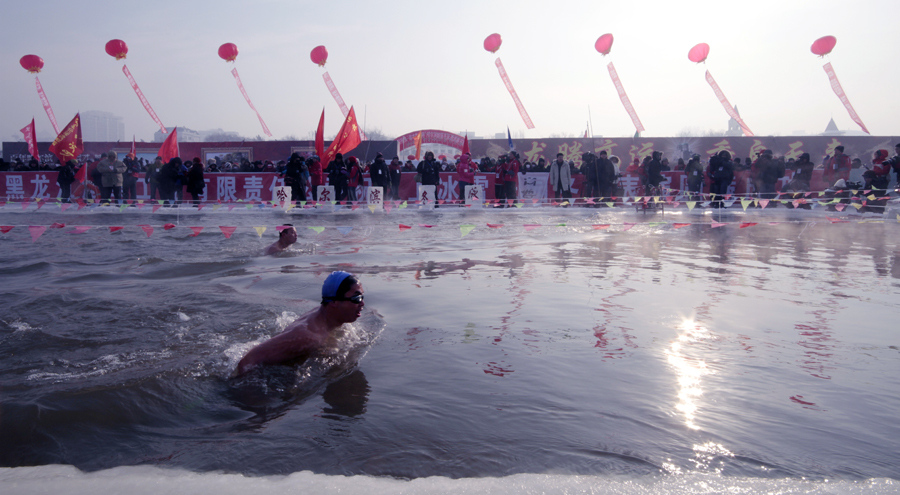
[{"xmin": 666, "ymin": 318, "xmax": 712, "ymax": 430}]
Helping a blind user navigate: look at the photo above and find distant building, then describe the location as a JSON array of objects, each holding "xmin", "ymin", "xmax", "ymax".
[
  {"xmin": 81, "ymin": 111, "xmax": 125, "ymax": 142},
  {"xmin": 819, "ymin": 117, "xmax": 869, "ymax": 137},
  {"xmin": 153, "ymin": 127, "xmax": 201, "ymax": 142},
  {"xmin": 152, "ymin": 127, "xmax": 243, "ymax": 142},
  {"xmin": 725, "ymin": 106, "xmax": 743, "ymax": 137}
]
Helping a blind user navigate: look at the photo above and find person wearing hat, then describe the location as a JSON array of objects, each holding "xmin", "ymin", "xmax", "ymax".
[
  {"xmin": 96, "ymin": 150, "xmax": 127, "ymax": 204},
  {"xmin": 283, "ymin": 153, "xmax": 308, "ymax": 203},
  {"xmin": 307, "ymin": 155, "xmax": 323, "ymax": 201},
  {"xmin": 757, "ymin": 149, "xmax": 785, "ymax": 203},
  {"xmin": 388, "ymin": 156, "xmax": 403, "ymax": 200},
  {"xmin": 326, "ymin": 153, "xmax": 349, "ymax": 201},
  {"xmin": 823, "ymin": 146, "xmax": 850, "ymax": 186},
  {"xmin": 455, "ymin": 153, "xmax": 476, "ymax": 203},
  {"xmin": 366, "ymin": 152, "xmax": 389, "ymax": 196},
  {"xmin": 503, "ymin": 150, "xmax": 521, "ymax": 205},
  {"xmin": 346, "ymin": 156, "xmax": 364, "ymax": 203},
  {"xmin": 234, "ymin": 271, "xmax": 365, "ymax": 377}
]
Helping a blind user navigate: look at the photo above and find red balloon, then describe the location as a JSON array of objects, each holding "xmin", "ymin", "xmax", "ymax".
[
  {"xmin": 483, "ymin": 33, "xmax": 502, "ymax": 53},
  {"xmin": 407, "ymin": 155, "xmax": 416, "ymax": 160},
  {"xmin": 594, "ymin": 34, "xmax": 614, "ymax": 55},
  {"xmin": 811, "ymin": 35, "xmax": 837, "ymax": 56},
  {"xmin": 218, "ymin": 43, "xmax": 238, "ymax": 62},
  {"xmin": 105, "ymin": 39, "xmax": 128, "ymax": 60},
  {"xmin": 688, "ymin": 43, "xmax": 709, "ymax": 63},
  {"xmin": 310, "ymin": 45, "xmax": 328, "ymax": 67},
  {"xmin": 19, "ymin": 54, "xmax": 44, "ymax": 74}
]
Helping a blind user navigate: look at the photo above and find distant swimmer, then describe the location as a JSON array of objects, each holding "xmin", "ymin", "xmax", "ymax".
[
  {"xmin": 265, "ymin": 224, "xmax": 298, "ymax": 255},
  {"xmin": 234, "ymin": 271, "xmax": 365, "ymax": 377}
]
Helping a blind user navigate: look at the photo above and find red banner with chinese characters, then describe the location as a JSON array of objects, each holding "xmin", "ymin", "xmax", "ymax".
[
  {"xmin": 322, "ymin": 72, "xmax": 350, "ymax": 118},
  {"xmin": 231, "ymin": 68, "xmax": 272, "ymax": 137},
  {"xmin": 34, "ymin": 76, "xmax": 60, "ymax": 135},
  {"xmin": 823, "ymin": 62, "xmax": 869, "ymax": 135},
  {"xmin": 0, "ymin": 169, "xmax": 842, "ymax": 204},
  {"xmin": 495, "ymin": 58, "xmax": 535, "ymax": 129},
  {"xmin": 322, "ymin": 72, "xmax": 366, "ymax": 140},
  {"xmin": 48, "ymin": 114, "xmax": 83, "ymax": 165},
  {"xmin": 20, "ymin": 119, "xmax": 39, "ymax": 161},
  {"xmin": 395, "ymin": 130, "xmax": 466, "ymax": 151},
  {"xmin": 122, "ymin": 65, "xmax": 167, "ymax": 134},
  {"xmin": 705, "ymin": 70, "xmax": 753, "ymax": 137},
  {"xmin": 607, "ymin": 62, "xmax": 644, "ymax": 133}
]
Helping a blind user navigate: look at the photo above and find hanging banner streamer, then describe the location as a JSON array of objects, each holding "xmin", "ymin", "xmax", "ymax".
[
  {"xmin": 322, "ymin": 72, "xmax": 350, "ymax": 117},
  {"xmin": 704, "ymin": 70, "xmax": 753, "ymax": 137},
  {"xmin": 122, "ymin": 65, "xmax": 167, "ymax": 134},
  {"xmin": 322, "ymin": 72, "xmax": 366, "ymax": 140},
  {"xmin": 823, "ymin": 62, "xmax": 869, "ymax": 135},
  {"xmin": 34, "ymin": 76, "xmax": 60, "ymax": 135},
  {"xmin": 495, "ymin": 58, "xmax": 535, "ymax": 129},
  {"xmin": 231, "ymin": 68, "xmax": 272, "ymax": 137},
  {"xmin": 607, "ymin": 62, "xmax": 644, "ymax": 133}
]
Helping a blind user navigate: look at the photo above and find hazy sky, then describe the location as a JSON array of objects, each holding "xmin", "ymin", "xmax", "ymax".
[{"xmin": 3, "ymin": 0, "xmax": 898, "ymax": 143}]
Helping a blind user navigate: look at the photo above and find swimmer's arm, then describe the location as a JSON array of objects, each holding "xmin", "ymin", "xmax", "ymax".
[{"xmin": 234, "ymin": 334, "xmax": 313, "ymax": 376}]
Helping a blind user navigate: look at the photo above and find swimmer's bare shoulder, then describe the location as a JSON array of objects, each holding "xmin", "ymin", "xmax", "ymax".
[{"xmin": 233, "ymin": 309, "xmax": 327, "ymax": 377}]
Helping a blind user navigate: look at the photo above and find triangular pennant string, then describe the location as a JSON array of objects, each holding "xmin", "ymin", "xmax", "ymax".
[{"xmin": 28, "ymin": 226, "xmax": 46, "ymax": 242}]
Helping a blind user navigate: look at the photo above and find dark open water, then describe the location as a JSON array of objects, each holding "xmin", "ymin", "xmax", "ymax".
[{"xmin": 0, "ymin": 204, "xmax": 898, "ymax": 493}]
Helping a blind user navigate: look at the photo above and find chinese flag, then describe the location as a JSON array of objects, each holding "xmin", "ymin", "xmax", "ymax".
[
  {"xmin": 20, "ymin": 118, "xmax": 39, "ymax": 161},
  {"xmin": 324, "ymin": 107, "xmax": 361, "ymax": 162},
  {"xmin": 414, "ymin": 131, "xmax": 423, "ymax": 160},
  {"xmin": 48, "ymin": 113, "xmax": 83, "ymax": 164},
  {"xmin": 158, "ymin": 127, "xmax": 179, "ymax": 162},
  {"xmin": 462, "ymin": 134, "xmax": 470, "ymax": 155},
  {"xmin": 315, "ymin": 108, "xmax": 325, "ymax": 158},
  {"xmin": 130, "ymin": 135, "xmax": 136, "ymax": 158}
]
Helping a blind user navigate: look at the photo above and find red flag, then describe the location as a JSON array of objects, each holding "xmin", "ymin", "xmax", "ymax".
[
  {"xmin": 315, "ymin": 108, "xmax": 325, "ymax": 158},
  {"xmin": 129, "ymin": 135, "xmax": 136, "ymax": 158},
  {"xmin": 414, "ymin": 131, "xmax": 423, "ymax": 160},
  {"xmin": 158, "ymin": 127, "xmax": 179, "ymax": 163},
  {"xmin": 75, "ymin": 160, "xmax": 87, "ymax": 183},
  {"xmin": 48, "ymin": 113, "xmax": 83, "ymax": 164},
  {"xmin": 462, "ymin": 134, "xmax": 470, "ymax": 155},
  {"xmin": 323, "ymin": 107, "xmax": 361, "ymax": 162},
  {"xmin": 20, "ymin": 118, "xmax": 39, "ymax": 161}
]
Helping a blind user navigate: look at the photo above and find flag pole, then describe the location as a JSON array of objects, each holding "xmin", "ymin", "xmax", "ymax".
[{"xmin": 363, "ymin": 104, "xmax": 372, "ymax": 161}]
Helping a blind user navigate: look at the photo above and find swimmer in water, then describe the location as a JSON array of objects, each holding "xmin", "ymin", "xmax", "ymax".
[
  {"xmin": 265, "ymin": 224, "xmax": 297, "ymax": 255},
  {"xmin": 234, "ymin": 271, "xmax": 365, "ymax": 377}
]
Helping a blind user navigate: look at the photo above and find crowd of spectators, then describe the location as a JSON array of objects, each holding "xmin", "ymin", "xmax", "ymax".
[{"xmin": 3, "ymin": 142, "xmax": 899, "ymax": 201}]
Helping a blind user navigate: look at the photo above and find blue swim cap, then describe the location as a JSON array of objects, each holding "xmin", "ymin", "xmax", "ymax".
[{"xmin": 322, "ymin": 271, "xmax": 353, "ymax": 300}]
